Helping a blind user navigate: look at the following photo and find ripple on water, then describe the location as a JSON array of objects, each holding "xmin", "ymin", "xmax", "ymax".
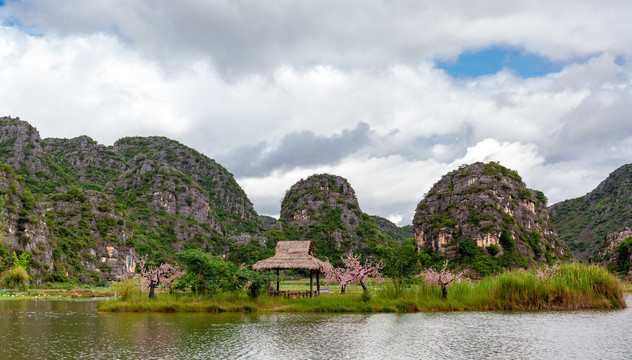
[{"xmin": 1, "ymin": 296, "xmax": 631, "ymax": 359}]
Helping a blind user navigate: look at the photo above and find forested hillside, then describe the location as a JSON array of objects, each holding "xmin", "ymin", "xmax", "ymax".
[{"xmin": 0, "ymin": 117, "xmax": 264, "ymax": 284}]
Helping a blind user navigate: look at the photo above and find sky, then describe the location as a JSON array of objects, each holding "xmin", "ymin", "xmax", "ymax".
[{"xmin": 1, "ymin": 1, "xmax": 632, "ymax": 225}]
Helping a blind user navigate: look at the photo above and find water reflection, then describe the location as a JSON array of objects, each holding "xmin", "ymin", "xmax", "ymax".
[{"xmin": 0, "ymin": 296, "xmax": 630, "ymax": 359}]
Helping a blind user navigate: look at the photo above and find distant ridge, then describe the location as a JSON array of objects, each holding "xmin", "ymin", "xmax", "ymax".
[{"xmin": 550, "ymin": 163, "xmax": 632, "ymax": 260}]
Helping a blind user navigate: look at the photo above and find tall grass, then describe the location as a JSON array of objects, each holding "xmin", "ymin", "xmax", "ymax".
[
  {"xmin": 0, "ymin": 267, "xmax": 29, "ymax": 291},
  {"xmin": 485, "ymin": 264, "xmax": 626, "ymax": 310},
  {"xmin": 111, "ymin": 278, "xmax": 142, "ymax": 301},
  {"xmin": 98, "ymin": 263, "xmax": 627, "ymax": 313}
]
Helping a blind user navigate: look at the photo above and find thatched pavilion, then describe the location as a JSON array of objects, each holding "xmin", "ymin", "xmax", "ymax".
[{"xmin": 252, "ymin": 241, "xmax": 332, "ymax": 298}]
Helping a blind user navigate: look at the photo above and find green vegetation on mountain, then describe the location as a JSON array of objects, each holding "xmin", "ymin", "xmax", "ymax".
[
  {"xmin": 371, "ymin": 216, "xmax": 413, "ymax": 243},
  {"xmin": 413, "ymin": 162, "xmax": 569, "ymax": 276},
  {"xmin": 2, "ymin": 115, "xmax": 631, "ymax": 287},
  {"xmin": 610, "ymin": 236, "xmax": 632, "ymax": 274},
  {"xmin": 0, "ymin": 116, "xmax": 264, "ymax": 284},
  {"xmin": 549, "ymin": 164, "xmax": 632, "ymax": 260}
]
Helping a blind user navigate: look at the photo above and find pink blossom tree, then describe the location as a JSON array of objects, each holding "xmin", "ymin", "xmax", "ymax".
[
  {"xmin": 138, "ymin": 256, "xmax": 184, "ymax": 299},
  {"xmin": 536, "ymin": 263, "xmax": 559, "ymax": 280},
  {"xmin": 423, "ymin": 261, "xmax": 465, "ymax": 299},
  {"xmin": 324, "ymin": 254, "xmax": 384, "ymax": 294}
]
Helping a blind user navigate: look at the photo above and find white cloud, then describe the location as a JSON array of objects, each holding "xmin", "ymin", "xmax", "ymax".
[
  {"xmin": 4, "ymin": 1, "xmax": 632, "ymax": 72},
  {"xmin": 1, "ymin": 2, "xmax": 632, "ymax": 226}
]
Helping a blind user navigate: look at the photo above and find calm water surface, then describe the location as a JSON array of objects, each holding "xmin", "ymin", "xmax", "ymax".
[{"xmin": 0, "ymin": 296, "xmax": 630, "ymax": 359}]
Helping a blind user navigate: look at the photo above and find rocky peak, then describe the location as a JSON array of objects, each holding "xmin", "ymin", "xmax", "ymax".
[
  {"xmin": 113, "ymin": 136, "xmax": 258, "ymax": 224},
  {"xmin": 281, "ymin": 173, "xmax": 360, "ymax": 228},
  {"xmin": 413, "ymin": 162, "xmax": 566, "ymax": 263},
  {"xmin": 0, "ymin": 117, "xmax": 50, "ymax": 175},
  {"xmin": 279, "ymin": 173, "xmax": 389, "ymax": 260},
  {"xmin": 44, "ymin": 135, "xmax": 128, "ymax": 185}
]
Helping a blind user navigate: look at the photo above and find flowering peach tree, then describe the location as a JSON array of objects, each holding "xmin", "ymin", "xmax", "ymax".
[
  {"xmin": 138, "ymin": 256, "xmax": 183, "ymax": 299},
  {"xmin": 536, "ymin": 263, "xmax": 559, "ymax": 280},
  {"xmin": 324, "ymin": 254, "xmax": 384, "ymax": 294},
  {"xmin": 423, "ymin": 261, "xmax": 466, "ymax": 299}
]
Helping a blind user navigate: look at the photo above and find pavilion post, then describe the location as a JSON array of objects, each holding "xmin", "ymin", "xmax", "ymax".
[
  {"xmin": 310, "ymin": 270, "xmax": 314, "ymax": 298},
  {"xmin": 316, "ymin": 271, "xmax": 320, "ymax": 294},
  {"xmin": 276, "ymin": 269, "xmax": 280, "ymax": 292},
  {"xmin": 267, "ymin": 271, "xmax": 271, "ymax": 294}
]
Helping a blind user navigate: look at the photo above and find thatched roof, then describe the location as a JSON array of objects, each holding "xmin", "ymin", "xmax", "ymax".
[{"xmin": 252, "ymin": 241, "xmax": 332, "ymax": 272}]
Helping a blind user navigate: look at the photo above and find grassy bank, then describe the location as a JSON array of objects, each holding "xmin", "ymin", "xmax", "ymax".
[
  {"xmin": 97, "ymin": 291, "xmax": 289, "ymax": 312},
  {"xmin": 1, "ymin": 283, "xmax": 113, "ymax": 300},
  {"xmin": 99, "ymin": 263, "xmax": 627, "ymax": 313}
]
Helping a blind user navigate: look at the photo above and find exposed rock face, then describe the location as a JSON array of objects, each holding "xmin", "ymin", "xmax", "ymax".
[
  {"xmin": 278, "ymin": 174, "xmax": 390, "ymax": 259},
  {"xmin": 0, "ymin": 118, "xmax": 50, "ymax": 176},
  {"xmin": 603, "ymin": 228, "xmax": 632, "ymax": 255},
  {"xmin": 44, "ymin": 136, "xmax": 128, "ymax": 185},
  {"xmin": 112, "ymin": 136, "xmax": 258, "ymax": 224},
  {"xmin": 281, "ymin": 174, "xmax": 361, "ymax": 229},
  {"xmin": 98, "ymin": 246, "xmax": 138, "ymax": 280},
  {"xmin": 550, "ymin": 163, "xmax": 632, "ymax": 260},
  {"xmin": 600, "ymin": 228, "xmax": 632, "ymax": 275},
  {"xmin": 0, "ymin": 116, "xmax": 262, "ymax": 283},
  {"xmin": 413, "ymin": 162, "xmax": 567, "ymax": 262}
]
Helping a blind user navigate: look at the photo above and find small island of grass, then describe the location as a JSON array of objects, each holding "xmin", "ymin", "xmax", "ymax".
[{"xmin": 97, "ymin": 263, "xmax": 627, "ymax": 313}]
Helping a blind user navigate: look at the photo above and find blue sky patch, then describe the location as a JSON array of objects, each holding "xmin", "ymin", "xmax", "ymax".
[
  {"xmin": 1, "ymin": 16, "xmax": 43, "ymax": 36},
  {"xmin": 437, "ymin": 46, "xmax": 566, "ymax": 79}
]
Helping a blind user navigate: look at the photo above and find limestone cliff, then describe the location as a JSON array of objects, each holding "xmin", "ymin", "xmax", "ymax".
[
  {"xmin": 413, "ymin": 162, "xmax": 567, "ymax": 264},
  {"xmin": 0, "ymin": 116, "xmax": 263, "ymax": 283}
]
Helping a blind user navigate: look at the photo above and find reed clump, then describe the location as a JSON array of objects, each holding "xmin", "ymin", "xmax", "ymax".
[{"xmin": 486, "ymin": 263, "xmax": 626, "ymax": 310}]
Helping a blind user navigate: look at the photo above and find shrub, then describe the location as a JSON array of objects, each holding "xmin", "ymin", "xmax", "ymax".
[
  {"xmin": 247, "ymin": 271, "xmax": 268, "ymax": 300},
  {"xmin": 499, "ymin": 229, "xmax": 515, "ymax": 253},
  {"xmin": 459, "ymin": 238, "xmax": 482, "ymax": 259},
  {"xmin": 486, "ymin": 245, "xmax": 499, "ymax": 257},
  {"xmin": 614, "ymin": 237, "xmax": 632, "ymax": 274},
  {"xmin": 1, "ymin": 266, "xmax": 29, "ymax": 290}
]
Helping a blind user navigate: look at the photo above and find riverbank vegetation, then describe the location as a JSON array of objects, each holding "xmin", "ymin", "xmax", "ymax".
[
  {"xmin": 98, "ymin": 263, "xmax": 627, "ymax": 313},
  {"xmin": 1, "ymin": 283, "xmax": 113, "ymax": 299}
]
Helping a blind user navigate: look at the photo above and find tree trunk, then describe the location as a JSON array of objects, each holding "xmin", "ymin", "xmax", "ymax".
[
  {"xmin": 360, "ymin": 280, "xmax": 368, "ymax": 291},
  {"xmin": 341, "ymin": 285, "xmax": 346, "ymax": 294},
  {"xmin": 149, "ymin": 282, "xmax": 156, "ymax": 299},
  {"xmin": 441, "ymin": 285, "xmax": 447, "ymax": 299}
]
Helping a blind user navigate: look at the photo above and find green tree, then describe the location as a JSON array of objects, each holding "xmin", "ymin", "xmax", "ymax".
[
  {"xmin": 376, "ymin": 239, "xmax": 434, "ymax": 297},
  {"xmin": 12, "ymin": 252, "xmax": 30, "ymax": 269},
  {"xmin": 177, "ymin": 249, "xmax": 244, "ymax": 297}
]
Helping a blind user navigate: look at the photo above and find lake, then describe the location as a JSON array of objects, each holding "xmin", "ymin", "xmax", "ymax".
[{"xmin": 1, "ymin": 296, "xmax": 631, "ymax": 359}]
